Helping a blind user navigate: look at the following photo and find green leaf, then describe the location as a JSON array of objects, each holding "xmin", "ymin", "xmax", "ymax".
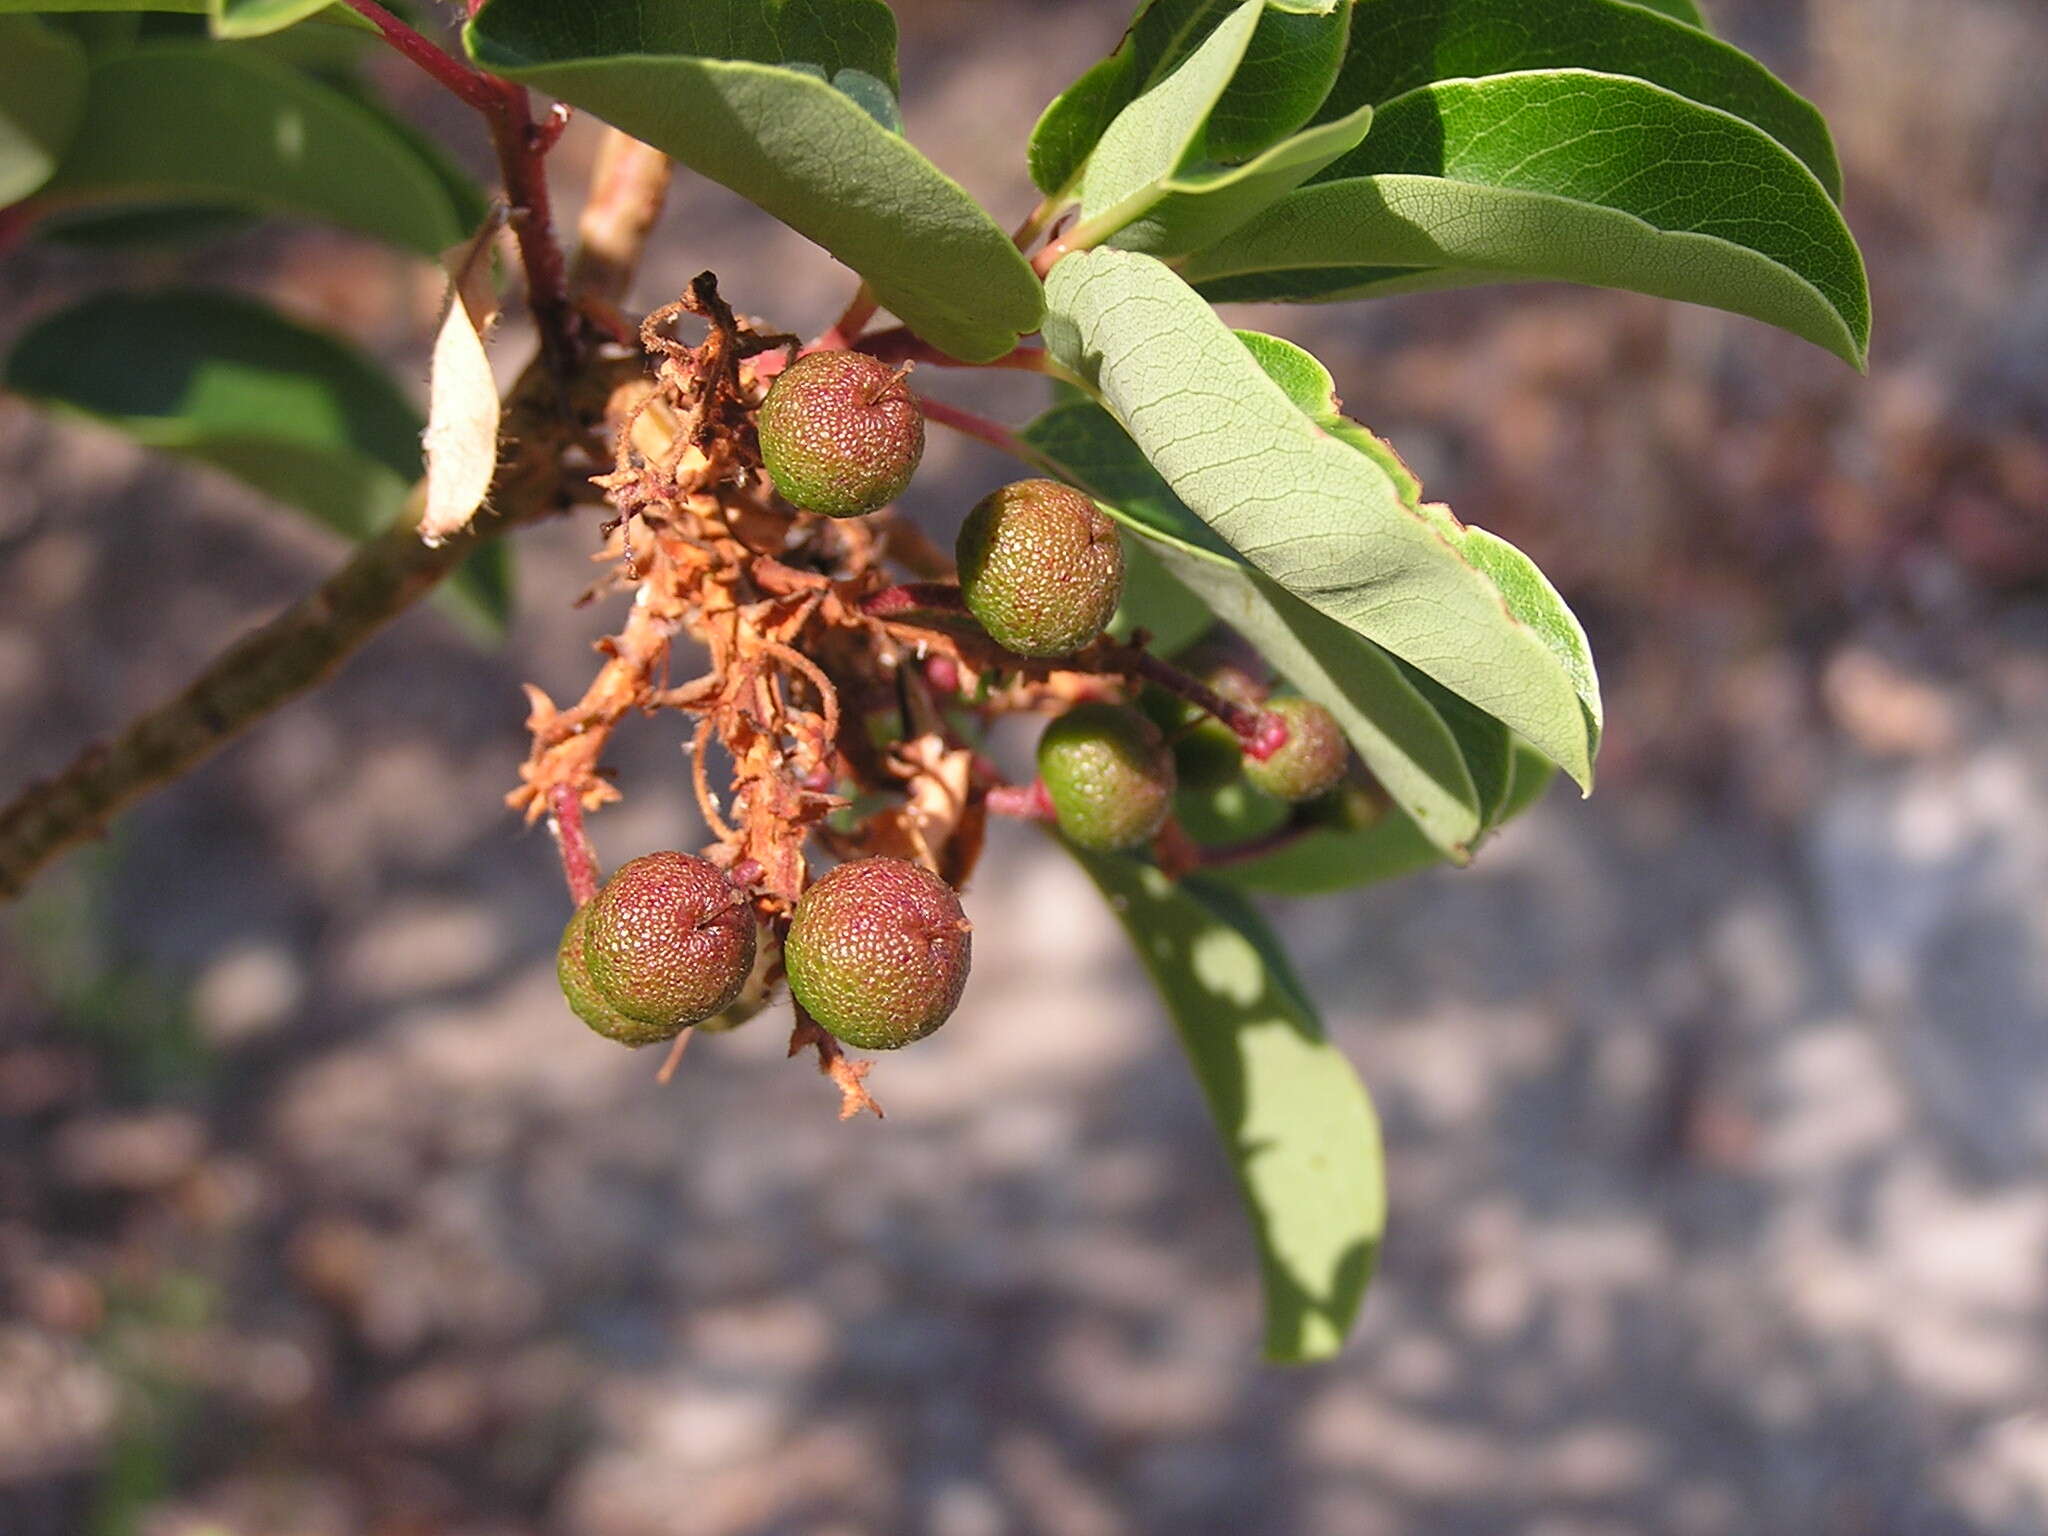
[
  {"xmin": 1204, "ymin": 0, "xmax": 1351, "ymax": 163},
  {"xmin": 1110, "ymin": 102, "xmax": 1373, "ymax": 257},
  {"xmin": 1021, "ymin": 395, "xmax": 1488, "ymax": 859},
  {"xmin": 35, "ymin": 202, "xmax": 254, "ymax": 248},
  {"xmin": 1071, "ymin": 2, "xmax": 1370, "ymax": 256},
  {"xmin": 1045, "ymin": 248, "xmax": 1601, "ymax": 788},
  {"xmin": 1071, "ymin": 849, "xmax": 1384, "ymax": 1361},
  {"xmin": 1112, "ymin": 532, "xmax": 1216, "ymax": 655},
  {"xmin": 209, "ymin": 0, "xmax": 332, "ymax": 39},
  {"xmin": 3, "ymin": 289, "xmax": 508, "ymax": 630},
  {"xmin": 1187, "ymin": 70, "xmax": 1870, "ymax": 368},
  {"xmin": 1074, "ymin": 0, "xmax": 1264, "ymax": 243},
  {"xmin": 1028, "ymin": 0, "xmax": 1346, "ymax": 197},
  {"xmin": 1313, "ymin": 0, "xmax": 1835, "ymax": 198},
  {"xmin": 465, "ymin": 0, "xmax": 1040, "ymax": 362},
  {"xmin": 1632, "ymin": 0, "xmax": 1706, "ymax": 26},
  {"xmin": 38, "ymin": 43, "xmax": 469, "ymax": 256},
  {"xmin": 0, "ymin": 16, "xmax": 89, "ymax": 206},
  {"xmin": 0, "ymin": 0, "xmax": 370, "ymax": 32},
  {"xmin": 1215, "ymin": 737, "xmax": 1555, "ymax": 894}
]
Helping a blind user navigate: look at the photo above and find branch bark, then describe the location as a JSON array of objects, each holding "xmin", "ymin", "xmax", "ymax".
[{"xmin": 0, "ymin": 129, "xmax": 675, "ymax": 902}]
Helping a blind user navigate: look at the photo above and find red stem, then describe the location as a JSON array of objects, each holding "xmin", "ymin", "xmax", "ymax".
[
  {"xmin": 341, "ymin": 0, "xmax": 579, "ymax": 380},
  {"xmin": 547, "ymin": 783, "xmax": 601, "ymax": 905},
  {"xmin": 986, "ymin": 781, "xmax": 1055, "ymax": 821},
  {"xmin": 813, "ymin": 285, "xmax": 880, "ymax": 353},
  {"xmin": 341, "ymin": 0, "xmax": 502, "ymax": 114},
  {"xmin": 860, "ymin": 583, "xmax": 967, "ymax": 620},
  {"xmin": 914, "ymin": 395, "xmax": 1055, "ymax": 471},
  {"xmin": 856, "ymin": 327, "xmax": 1058, "ymax": 375},
  {"xmin": 1115, "ymin": 647, "xmax": 1287, "ymax": 760}
]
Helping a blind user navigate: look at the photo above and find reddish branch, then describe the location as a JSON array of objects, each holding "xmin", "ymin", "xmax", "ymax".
[
  {"xmin": 546, "ymin": 783, "xmax": 601, "ymax": 905},
  {"xmin": 341, "ymin": 0, "xmax": 579, "ymax": 379}
]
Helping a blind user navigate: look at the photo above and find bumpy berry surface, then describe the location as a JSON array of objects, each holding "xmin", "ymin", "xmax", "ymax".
[
  {"xmin": 1037, "ymin": 702, "xmax": 1176, "ymax": 852},
  {"xmin": 1244, "ymin": 696, "xmax": 1349, "ymax": 803},
  {"xmin": 784, "ymin": 858, "xmax": 972, "ymax": 1051},
  {"xmin": 557, "ymin": 904, "xmax": 677, "ymax": 1047},
  {"xmin": 581, "ymin": 852, "xmax": 757, "ymax": 1030},
  {"xmin": 957, "ymin": 479, "xmax": 1124, "ymax": 657},
  {"xmin": 757, "ymin": 351, "xmax": 923, "ymax": 518}
]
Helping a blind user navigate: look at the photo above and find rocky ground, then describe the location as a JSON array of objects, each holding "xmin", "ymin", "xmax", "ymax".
[{"xmin": 2, "ymin": 1, "xmax": 2046, "ymax": 1532}]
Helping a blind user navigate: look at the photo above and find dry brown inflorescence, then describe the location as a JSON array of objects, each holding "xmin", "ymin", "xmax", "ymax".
[{"xmin": 508, "ymin": 276, "xmax": 1136, "ymax": 1118}]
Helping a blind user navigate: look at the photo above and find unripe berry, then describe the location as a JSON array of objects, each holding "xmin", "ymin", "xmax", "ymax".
[
  {"xmin": 1244, "ymin": 696, "xmax": 1349, "ymax": 803},
  {"xmin": 957, "ymin": 479, "xmax": 1124, "ymax": 657},
  {"xmin": 757, "ymin": 351, "xmax": 923, "ymax": 518},
  {"xmin": 784, "ymin": 858, "xmax": 972, "ymax": 1051},
  {"xmin": 574, "ymin": 852, "xmax": 757, "ymax": 1037},
  {"xmin": 1037, "ymin": 702, "xmax": 1176, "ymax": 852},
  {"xmin": 557, "ymin": 904, "xmax": 673, "ymax": 1047}
]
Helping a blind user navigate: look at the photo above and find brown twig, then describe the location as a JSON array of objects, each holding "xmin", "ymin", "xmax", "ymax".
[
  {"xmin": 789, "ymin": 1006, "xmax": 882, "ymax": 1120},
  {"xmin": 569, "ymin": 132, "xmax": 674, "ymax": 307},
  {"xmin": 0, "ymin": 122, "xmax": 679, "ymax": 903},
  {"xmin": 655, "ymin": 1025, "xmax": 695, "ymax": 1084}
]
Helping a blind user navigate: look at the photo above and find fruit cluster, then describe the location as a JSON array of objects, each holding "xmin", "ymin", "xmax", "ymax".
[{"xmin": 543, "ymin": 310, "xmax": 1358, "ymax": 1103}]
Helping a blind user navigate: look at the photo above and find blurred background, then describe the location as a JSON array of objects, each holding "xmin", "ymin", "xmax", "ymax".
[{"xmin": 2, "ymin": 0, "xmax": 2045, "ymax": 1531}]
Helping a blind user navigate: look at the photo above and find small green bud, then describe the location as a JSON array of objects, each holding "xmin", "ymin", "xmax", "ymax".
[
  {"xmin": 957, "ymin": 479, "xmax": 1124, "ymax": 657},
  {"xmin": 784, "ymin": 858, "xmax": 973, "ymax": 1051},
  {"xmin": 757, "ymin": 351, "xmax": 923, "ymax": 518},
  {"xmin": 575, "ymin": 852, "xmax": 758, "ymax": 1037},
  {"xmin": 1244, "ymin": 696, "xmax": 1349, "ymax": 803},
  {"xmin": 1037, "ymin": 702, "xmax": 1176, "ymax": 852}
]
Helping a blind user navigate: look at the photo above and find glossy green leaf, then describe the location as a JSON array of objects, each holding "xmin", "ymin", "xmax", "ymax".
[
  {"xmin": 1072, "ymin": 849, "xmax": 1384, "ymax": 1361},
  {"xmin": 1187, "ymin": 71, "xmax": 1870, "ymax": 368},
  {"xmin": 0, "ymin": 17, "xmax": 89, "ymax": 206},
  {"xmin": 1632, "ymin": 0, "xmax": 1706, "ymax": 26},
  {"xmin": 1313, "ymin": 0, "xmax": 1835, "ymax": 197},
  {"xmin": 3, "ymin": 290, "xmax": 508, "ymax": 629},
  {"xmin": 1045, "ymin": 247, "xmax": 1601, "ymax": 787},
  {"xmin": 1029, "ymin": 0, "xmax": 1346, "ymax": 197},
  {"xmin": 1072, "ymin": 1, "xmax": 1369, "ymax": 256},
  {"xmin": 210, "ymin": 0, "xmax": 332, "ymax": 38},
  {"xmin": 1216, "ymin": 737, "xmax": 1555, "ymax": 894},
  {"xmin": 1108, "ymin": 102, "xmax": 1373, "ymax": 257},
  {"xmin": 38, "ymin": 43, "xmax": 468, "ymax": 256},
  {"xmin": 465, "ymin": 0, "xmax": 1039, "ymax": 362},
  {"xmin": 1073, "ymin": 0, "xmax": 1262, "ymax": 246},
  {"xmin": 1021, "ymin": 394, "xmax": 1488, "ymax": 858}
]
